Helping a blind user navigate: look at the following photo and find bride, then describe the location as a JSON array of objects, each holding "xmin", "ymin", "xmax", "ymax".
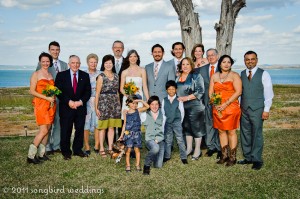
[{"xmin": 120, "ymin": 50, "xmax": 149, "ymax": 121}]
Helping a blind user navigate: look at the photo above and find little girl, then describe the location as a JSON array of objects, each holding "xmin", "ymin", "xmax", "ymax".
[
  {"xmin": 142, "ymin": 96, "xmax": 165, "ymax": 175},
  {"xmin": 119, "ymin": 95, "xmax": 149, "ymax": 172}
]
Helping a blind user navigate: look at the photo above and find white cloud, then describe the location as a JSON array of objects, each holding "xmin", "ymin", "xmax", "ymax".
[
  {"xmin": 293, "ymin": 25, "xmax": 300, "ymax": 33},
  {"xmin": 0, "ymin": 0, "xmax": 61, "ymax": 9},
  {"xmin": 133, "ymin": 30, "xmax": 180, "ymax": 41},
  {"xmin": 237, "ymin": 24, "xmax": 267, "ymax": 34},
  {"xmin": 237, "ymin": 15, "xmax": 273, "ymax": 25}
]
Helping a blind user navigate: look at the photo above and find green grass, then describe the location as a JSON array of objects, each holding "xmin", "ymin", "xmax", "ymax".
[
  {"xmin": 0, "ymin": 129, "xmax": 300, "ymax": 198},
  {"xmin": 0, "ymin": 85, "xmax": 299, "ymax": 198}
]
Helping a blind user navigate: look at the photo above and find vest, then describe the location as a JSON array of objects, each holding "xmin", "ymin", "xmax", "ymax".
[
  {"xmin": 163, "ymin": 96, "xmax": 181, "ymax": 123},
  {"xmin": 241, "ymin": 68, "xmax": 264, "ymax": 111}
]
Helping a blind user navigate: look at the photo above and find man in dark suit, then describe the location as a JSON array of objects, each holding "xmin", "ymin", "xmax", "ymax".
[
  {"xmin": 55, "ymin": 55, "xmax": 91, "ymax": 160},
  {"xmin": 238, "ymin": 51, "xmax": 274, "ymax": 170},
  {"xmin": 145, "ymin": 44, "xmax": 175, "ymax": 101},
  {"xmin": 166, "ymin": 42, "xmax": 185, "ymax": 77},
  {"xmin": 112, "ymin": 40, "xmax": 125, "ymax": 141},
  {"xmin": 36, "ymin": 41, "xmax": 68, "ymax": 155},
  {"xmin": 198, "ymin": 48, "xmax": 221, "ymax": 158}
]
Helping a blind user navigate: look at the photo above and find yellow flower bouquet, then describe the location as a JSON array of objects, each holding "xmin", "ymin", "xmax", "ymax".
[
  {"xmin": 124, "ymin": 79, "xmax": 139, "ymax": 95},
  {"xmin": 210, "ymin": 93, "xmax": 222, "ymax": 117},
  {"xmin": 42, "ymin": 84, "xmax": 62, "ymax": 107}
]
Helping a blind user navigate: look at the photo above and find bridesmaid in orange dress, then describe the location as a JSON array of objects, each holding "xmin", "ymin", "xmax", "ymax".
[
  {"xmin": 27, "ymin": 52, "xmax": 56, "ymax": 164},
  {"xmin": 208, "ymin": 55, "xmax": 242, "ymax": 166}
]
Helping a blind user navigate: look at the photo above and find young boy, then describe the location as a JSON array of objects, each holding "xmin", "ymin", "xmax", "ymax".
[{"xmin": 161, "ymin": 80, "xmax": 187, "ymax": 164}]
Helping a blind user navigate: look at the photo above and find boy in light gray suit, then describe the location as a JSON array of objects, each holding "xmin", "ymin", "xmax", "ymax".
[
  {"xmin": 36, "ymin": 41, "xmax": 68, "ymax": 155},
  {"xmin": 145, "ymin": 44, "xmax": 175, "ymax": 100}
]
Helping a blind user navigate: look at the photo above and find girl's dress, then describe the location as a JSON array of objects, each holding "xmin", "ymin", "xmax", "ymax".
[
  {"xmin": 123, "ymin": 109, "xmax": 142, "ymax": 148},
  {"xmin": 97, "ymin": 73, "xmax": 122, "ymax": 129},
  {"xmin": 32, "ymin": 79, "xmax": 56, "ymax": 125}
]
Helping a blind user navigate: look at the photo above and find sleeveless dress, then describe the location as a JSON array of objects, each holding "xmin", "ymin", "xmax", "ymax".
[
  {"xmin": 32, "ymin": 79, "xmax": 56, "ymax": 125},
  {"xmin": 121, "ymin": 76, "xmax": 146, "ymax": 122},
  {"xmin": 212, "ymin": 81, "xmax": 241, "ymax": 130},
  {"xmin": 97, "ymin": 73, "xmax": 122, "ymax": 129},
  {"xmin": 123, "ymin": 110, "xmax": 142, "ymax": 148}
]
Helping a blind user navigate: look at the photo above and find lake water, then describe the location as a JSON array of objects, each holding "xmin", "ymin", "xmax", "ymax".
[{"xmin": 0, "ymin": 68, "xmax": 299, "ymax": 88}]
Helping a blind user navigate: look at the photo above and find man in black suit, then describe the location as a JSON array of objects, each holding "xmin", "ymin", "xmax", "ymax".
[{"xmin": 55, "ymin": 55, "xmax": 91, "ymax": 160}]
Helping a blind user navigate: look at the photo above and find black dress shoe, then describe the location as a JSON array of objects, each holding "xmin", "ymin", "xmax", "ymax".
[
  {"xmin": 163, "ymin": 158, "xmax": 170, "ymax": 163},
  {"xmin": 38, "ymin": 155, "xmax": 51, "ymax": 161},
  {"xmin": 181, "ymin": 159, "xmax": 188, "ymax": 164},
  {"xmin": 252, "ymin": 162, "xmax": 263, "ymax": 170},
  {"xmin": 85, "ymin": 150, "xmax": 91, "ymax": 156},
  {"xmin": 45, "ymin": 150, "xmax": 54, "ymax": 156},
  {"xmin": 216, "ymin": 151, "xmax": 222, "ymax": 159},
  {"xmin": 237, "ymin": 159, "xmax": 252, "ymax": 165},
  {"xmin": 205, "ymin": 149, "xmax": 217, "ymax": 157},
  {"xmin": 94, "ymin": 148, "xmax": 99, "ymax": 153},
  {"xmin": 53, "ymin": 149, "xmax": 61, "ymax": 153},
  {"xmin": 27, "ymin": 157, "xmax": 42, "ymax": 164},
  {"xmin": 73, "ymin": 152, "xmax": 88, "ymax": 157},
  {"xmin": 63, "ymin": 154, "xmax": 71, "ymax": 160}
]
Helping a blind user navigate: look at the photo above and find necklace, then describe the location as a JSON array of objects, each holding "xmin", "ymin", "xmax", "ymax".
[
  {"xmin": 104, "ymin": 72, "xmax": 113, "ymax": 79},
  {"xmin": 219, "ymin": 71, "xmax": 230, "ymax": 83}
]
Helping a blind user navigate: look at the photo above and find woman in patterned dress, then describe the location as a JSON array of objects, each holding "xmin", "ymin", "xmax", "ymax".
[{"xmin": 95, "ymin": 54, "xmax": 122, "ymax": 157}]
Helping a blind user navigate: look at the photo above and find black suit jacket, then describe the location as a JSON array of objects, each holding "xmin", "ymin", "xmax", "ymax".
[{"xmin": 55, "ymin": 69, "xmax": 91, "ymax": 117}]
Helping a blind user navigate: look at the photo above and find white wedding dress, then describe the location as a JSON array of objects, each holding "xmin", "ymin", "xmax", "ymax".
[{"xmin": 121, "ymin": 76, "xmax": 146, "ymax": 122}]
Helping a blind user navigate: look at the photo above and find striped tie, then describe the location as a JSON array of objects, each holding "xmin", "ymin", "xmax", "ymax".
[
  {"xmin": 248, "ymin": 70, "xmax": 252, "ymax": 81},
  {"xmin": 154, "ymin": 63, "xmax": 159, "ymax": 80}
]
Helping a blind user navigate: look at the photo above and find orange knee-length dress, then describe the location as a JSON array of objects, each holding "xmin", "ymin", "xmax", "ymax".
[
  {"xmin": 212, "ymin": 81, "xmax": 241, "ymax": 130},
  {"xmin": 32, "ymin": 79, "xmax": 56, "ymax": 125}
]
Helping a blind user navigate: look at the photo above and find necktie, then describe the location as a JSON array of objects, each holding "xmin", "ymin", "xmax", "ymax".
[
  {"xmin": 210, "ymin": 65, "xmax": 215, "ymax": 78},
  {"xmin": 248, "ymin": 70, "xmax": 252, "ymax": 81},
  {"xmin": 115, "ymin": 60, "xmax": 120, "ymax": 73},
  {"xmin": 73, "ymin": 73, "xmax": 77, "ymax": 94},
  {"xmin": 54, "ymin": 61, "xmax": 59, "ymax": 73},
  {"xmin": 154, "ymin": 63, "xmax": 159, "ymax": 80}
]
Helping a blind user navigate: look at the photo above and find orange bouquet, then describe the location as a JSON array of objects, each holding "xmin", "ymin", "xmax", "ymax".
[{"xmin": 42, "ymin": 84, "xmax": 61, "ymax": 107}]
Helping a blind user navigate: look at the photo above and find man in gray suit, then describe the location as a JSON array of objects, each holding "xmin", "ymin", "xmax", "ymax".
[
  {"xmin": 238, "ymin": 50, "xmax": 274, "ymax": 170},
  {"xmin": 166, "ymin": 42, "xmax": 185, "ymax": 77},
  {"xmin": 198, "ymin": 48, "xmax": 221, "ymax": 158},
  {"xmin": 145, "ymin": 44, "xmax": 175, "ymax": 101},
  {"xmin": 36, "ymin": 41, "xmax": 68, "ymax": 154}
]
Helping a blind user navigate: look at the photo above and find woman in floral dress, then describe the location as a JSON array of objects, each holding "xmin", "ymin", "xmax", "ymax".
[{"xmin": 95, "ymin": 54, "xmax": 122, "ymax": 157}]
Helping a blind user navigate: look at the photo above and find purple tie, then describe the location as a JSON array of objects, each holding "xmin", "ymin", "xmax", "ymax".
[{"xmin": 73, "ymin": 73, "xmax": 77, "ymax": 94}]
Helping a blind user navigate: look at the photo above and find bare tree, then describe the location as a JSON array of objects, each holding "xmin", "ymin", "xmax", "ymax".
[
  {"xmin": 170, "ymin": 0, "xmax": 202, "ymax": 56},
  {"xmin": 170, "ymin": 0, "xmax": 246, "ymax": 56}
]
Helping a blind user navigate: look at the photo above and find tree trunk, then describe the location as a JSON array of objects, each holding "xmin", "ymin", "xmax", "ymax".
[
  {"xmin": 170, "ymin": 0, "xmax": 202, "ymax": 57},
  {"xmin": 215, "ymin": 0, "xmax": 246, "ymax": 56}
]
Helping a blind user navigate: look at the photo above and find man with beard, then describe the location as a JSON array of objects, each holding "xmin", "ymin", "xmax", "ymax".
[{"xmin": 145, "ymin": 44, "xmax": 175, "ymax": 101}]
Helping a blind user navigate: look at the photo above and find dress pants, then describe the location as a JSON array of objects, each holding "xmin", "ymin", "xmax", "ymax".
[
  {"xmin": 240, "ymin": 107, "xmax": 264, "ymax": 163},
  {"xmin": 60, "ymin": 111, "xmax": 85, "ymax": 156},
  {"xmin": 46, "ymin": 98, "xmax": 61, "ymax": 151}
]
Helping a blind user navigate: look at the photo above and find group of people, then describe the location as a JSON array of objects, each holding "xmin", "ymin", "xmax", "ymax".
[{"xmin": 27, "ymin": 40, "xmax": 274, "ymax": 174}]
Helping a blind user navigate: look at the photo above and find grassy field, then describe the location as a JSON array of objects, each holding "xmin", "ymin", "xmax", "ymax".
[{"xmin": 0, "ymin": 85, "xmax": 299, "ymax": 198}]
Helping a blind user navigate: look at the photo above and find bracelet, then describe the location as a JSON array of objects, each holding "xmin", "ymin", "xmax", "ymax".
[{"xmin": 187, "ymin": 97, "xmax": 190, "ymax": 101}]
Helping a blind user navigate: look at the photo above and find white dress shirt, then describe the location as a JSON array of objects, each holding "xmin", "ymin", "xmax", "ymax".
[{"xmin": 246, "ymin": 66, "xmax": 274, "ymax": 112}]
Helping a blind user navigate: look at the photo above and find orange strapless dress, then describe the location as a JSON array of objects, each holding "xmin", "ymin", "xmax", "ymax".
[
  {"xmin": 212, "ymin": 81, "xmax": 241, "ymax": 130},
  {"xmin": 32, "ymin": 79, "xmax": 56, "ymax": 125}
]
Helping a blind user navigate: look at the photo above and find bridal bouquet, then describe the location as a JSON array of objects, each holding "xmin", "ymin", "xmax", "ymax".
[
  {"xmin": 123, "ymin": 80, "xmax": 140, "ymax": 95},
  {"xmin": 210, "ymin": 93, "xmax": 222, "ymax": 117},
  {"xmin": 42, "ymin": 84, "xmax": 62, "ymax": 107}
]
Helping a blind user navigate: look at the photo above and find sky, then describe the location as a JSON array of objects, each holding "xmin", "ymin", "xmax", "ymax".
[{"xmin": 0, "ymin": 0, "xmax": 300, "ymax": 68}]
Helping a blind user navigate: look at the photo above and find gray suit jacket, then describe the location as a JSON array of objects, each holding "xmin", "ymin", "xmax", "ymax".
[
  {"xmin": 198, "ymin": 63, "xmax": 219, "ymax": 106},
  {"xmin": 166, "ymin": 58, "xmax": 178, "ymax": 77},
  {"xmin": 145, "ymin": 60, "xmax": 175, "ymax": 101},
  {"xmin": 36, "ymin": 60, "xmax": 68, "ymax": 80}
]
